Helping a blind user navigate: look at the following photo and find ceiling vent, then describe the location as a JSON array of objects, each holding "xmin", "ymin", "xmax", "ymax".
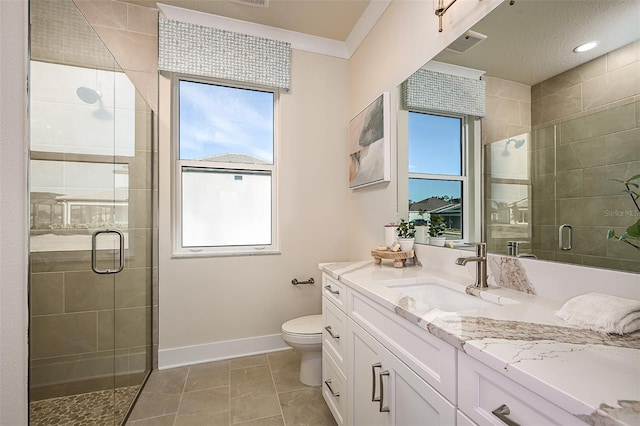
[
  {"xmin": 445, "ymin": 30, "xmax": 487, "ymax": 54},
  {"xmin": 230, "ymin": 0, "xmax": 269, "ymax": 7}
]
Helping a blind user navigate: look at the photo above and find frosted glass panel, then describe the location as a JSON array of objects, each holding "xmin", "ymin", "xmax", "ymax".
[{"xmin": 182, "ymin": 168, "xmax": 271, "ymax": 247}]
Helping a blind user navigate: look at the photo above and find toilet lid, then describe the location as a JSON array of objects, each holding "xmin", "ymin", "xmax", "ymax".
[{"xmin": 282, "ymin": 314, "xmax": 322, "ymax": 335}]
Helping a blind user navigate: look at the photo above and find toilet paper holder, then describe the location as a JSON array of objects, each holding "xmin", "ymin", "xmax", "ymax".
[{"xmin": 292, "ymin": 278, "xmax": 315, "ymax": 285}]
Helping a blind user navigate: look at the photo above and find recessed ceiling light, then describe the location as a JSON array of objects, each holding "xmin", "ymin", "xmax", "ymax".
[{"xmin": 573, "ymin": 41, "xmax": 598, "ymax": 53}]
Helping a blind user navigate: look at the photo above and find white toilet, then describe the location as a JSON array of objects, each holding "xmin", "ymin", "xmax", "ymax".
[{"xmin": 281, "ymin": 314, "xmax": 323, "ymax": 386}]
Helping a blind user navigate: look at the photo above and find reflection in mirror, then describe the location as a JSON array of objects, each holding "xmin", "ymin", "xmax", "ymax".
[{"xmin": 403, "ymin": 0, "xmax": 640, "ymax": 273}]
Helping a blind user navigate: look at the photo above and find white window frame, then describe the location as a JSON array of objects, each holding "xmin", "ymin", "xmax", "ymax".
[
  {"xmin": 172, "ymin": 74, "xmax": 280, "ymax": 257},
  {"xmin": 400, "ymin": 110, "xmax": 481, "ymax": 243}
]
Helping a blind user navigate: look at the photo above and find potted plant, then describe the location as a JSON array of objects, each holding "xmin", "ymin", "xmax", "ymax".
[
  {"xmin": 396, "ymin": 219, "xmax": 416, "ymax": 251},
  {"xmin": 607, "ymin": 174, "xmax": 640, "ymax": 251},
  {"xmin": 428, "ymin": 214, "xmax": 447, "ymax": 246}
]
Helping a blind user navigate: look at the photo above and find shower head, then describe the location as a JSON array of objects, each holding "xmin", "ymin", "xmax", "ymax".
[
  {"xmin": 506, "ymin": 138, "xmax": 525, "ymax": 149},
  {"xmin": 76, "ymin": 86, "xmax": 102, "ymax": 104}
]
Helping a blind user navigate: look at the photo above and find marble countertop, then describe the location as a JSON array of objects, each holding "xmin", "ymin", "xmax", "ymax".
[{"xmin": 319, "ymin": 260, "xmax": 640, "ymax": 426}]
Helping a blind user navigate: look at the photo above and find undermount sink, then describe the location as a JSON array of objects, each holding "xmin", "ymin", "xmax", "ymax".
[{"xmin": 381, "ymin": 279, "xmax": 514, "ymax": 313}]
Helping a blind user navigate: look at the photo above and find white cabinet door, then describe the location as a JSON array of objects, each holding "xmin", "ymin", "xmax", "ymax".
[
  {"xmin": 350, "ymin": 319, "xmax": 386, "ymax": 426},
  {"xmin": 349, "ymin": 320, "xmax": 456, "ymax": 426}
]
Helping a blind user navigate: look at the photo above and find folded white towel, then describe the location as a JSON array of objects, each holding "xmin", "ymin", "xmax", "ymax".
[{"xmin": 556, "ymin": 293, "xmax": 640, "ymax": 335}]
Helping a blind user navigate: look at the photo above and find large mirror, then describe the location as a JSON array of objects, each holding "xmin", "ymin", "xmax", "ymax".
[{"xmin": 401, "ymin": 0, "xmax": 640, "ymax": 273}]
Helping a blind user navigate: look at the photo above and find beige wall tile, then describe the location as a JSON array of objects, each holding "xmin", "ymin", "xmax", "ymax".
[
  {"xmin": 94, "ymin": 27, "xmax": 158, "ymax": 73},
  {"xmin": 555, "ymin": 170, "xmax": 583, "ymax": 198},
  {"xmin": 531, "ymin": 173, "xmax": 554, "ymax": 201},
  {"xmin": 531, "ymin": 199, "xmax": 555, "ymax": 226},
  {"xmin": 31, "ymin": 312, "xmax": 97, "ymax": 359},
  {"xmin": 555, "ymin": 137, "xmax": 606, "ymax": 172},
  {"xmin": 539, "ymin": 84, "xmax": 582, "ymax": 124},
  {"xmin": 583, "ymin": 62, "xmax": 640, "ymax": 110},
  {"xmin": 74, "ymin": 0, "xmax": 127, "ymax": 30},
  {"xmin": 531, "ymin": 125, "xmax": 555, "ymax": 150},
  {"xmin": 115, "ymin": 307, "xmax": 150, "ymax": 349},
  {"xmin": 127, "ymin": 3, "xmax": 158, "ymax": 35},
  {"xmin": 65, "ymin": 270, "xmax": 114, "ymax": 312},
  {"xmin": 115, "ymin": 267, "xmax": 151, "ymax": 308},
  {"xmin": 540, "ymin": 55, "xmax": 606, "ymax": 98},
  {"xmin": 607, "ymin": 40, "xmax": 640, "ymax": 72},
  {"xmin": 532, "ymin": 146, "xmax": 555, "ymax": 176},
  {"xmin": 481, "ymin": 118, "xmax": 508, "ymax": 145},
  {"xmin": 560, "ymin": 103, "xmax": 636, "ymax": 143},
  {"xmin": 490, "ymin": 77, "xmax": 531, "ymax": 102},
  {"xmin": 31, "ymin": 272, "xmax": 64, "ymax": 315}
]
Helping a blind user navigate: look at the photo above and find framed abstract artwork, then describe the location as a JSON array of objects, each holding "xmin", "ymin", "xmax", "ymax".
[{"xmin": 348, "ymin": 92, "xmax": 390, "ymax": 189}]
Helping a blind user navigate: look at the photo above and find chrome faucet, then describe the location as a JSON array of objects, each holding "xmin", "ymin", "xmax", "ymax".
[{"xmin": 455, "ymin": 243, "xmax": 488, "ymax": 289}]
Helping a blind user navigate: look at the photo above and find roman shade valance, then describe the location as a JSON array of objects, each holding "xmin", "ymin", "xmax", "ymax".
[
  {"xmin": 401, "ymin": 68, "xmax": 485, "ymax": 117},
  {"xmin": 159, "ymin": 18, "xmax": 291, "ymax": 91}
]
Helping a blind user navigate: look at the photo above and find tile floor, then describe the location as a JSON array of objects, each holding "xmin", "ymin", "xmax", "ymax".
[{"xmin": 126, "ymin": 349, "xmax": 337, "ymax": 426}]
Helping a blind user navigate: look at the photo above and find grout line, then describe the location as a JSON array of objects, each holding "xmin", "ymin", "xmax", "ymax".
[
  {"xmin": 267, "ymin": 351, "xmax": 287, "ymax": 426},
  {"xmin": 172, "ymin": 366, "xmax": 190, "ymax": 426},
  {"xmin": 228, "ymin": 361, "xmax": 232, "ymax": 426}
]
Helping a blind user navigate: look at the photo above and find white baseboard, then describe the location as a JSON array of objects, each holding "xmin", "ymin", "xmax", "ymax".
[{"xmin": 158, "ymin": 334, "xmax": 290, "ymax": 370}]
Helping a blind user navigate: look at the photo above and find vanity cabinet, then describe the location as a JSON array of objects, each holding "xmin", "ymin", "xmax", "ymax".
[
  {"xmin": 458, "ymin": 353, "xmax": 585, "ymax": 425},
  {"xmin": 349, "ymin": 319, "xmax": 456, "ymax": 425},
  {"xmin": 321, "ymin": 272, "xmax": 586, "ymax": 426},
  {"xmin": 322, "ymin": 274, "xmax": 348, "ymax": 425}
]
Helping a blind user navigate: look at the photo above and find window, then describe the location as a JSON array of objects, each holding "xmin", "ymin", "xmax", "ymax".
[
  {"xmin": 174, "ymin": 78, "xmax": 278, "ymax": 255},
  {"xmin": 407, "ymin": 112, "xmax": 479, "ymax": 241}
]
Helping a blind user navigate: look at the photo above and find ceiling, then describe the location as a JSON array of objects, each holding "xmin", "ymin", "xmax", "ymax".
[
  {"xmin": 434, "ymin": 0, "xmax": 640, "ymax": 86},
  {"xmin": 122, "ymin": 0, "xmax": 371, "ymax": 41},
  {"xmin": 120, "ymin": 0, "xmax": 640, "ymax": 86}
]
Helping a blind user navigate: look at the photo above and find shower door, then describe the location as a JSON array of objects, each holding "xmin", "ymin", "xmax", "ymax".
[{"xmin": 29, "ymin": 0, "xmax": 153, "ymax": 424}]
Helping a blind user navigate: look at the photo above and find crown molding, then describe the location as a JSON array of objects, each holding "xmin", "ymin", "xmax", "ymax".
[
  {"xmin": 157, "ymin": 1, "xmax": 390, "ymax": 59},
  {"xmin": 345, "ymin": 0, "xmax": 392, "ymax": 57}
]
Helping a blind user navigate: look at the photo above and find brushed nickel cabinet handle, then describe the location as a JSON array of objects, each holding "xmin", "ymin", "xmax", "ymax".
[
  {"xmin": 371, "ymin": 362, "xmax": 381, "ymax": 402},
  {"xmin": 324, "ymin": 325, "xmax": 340, "ymax": 340},
  {"xmin": 492, "ymin": 404, "xmax": 520, "ymax": 426},
  {"xmin": 324, "ymin": 284, "xmax": 340, "ymax": 295},
  {"xmin": 379, "ymin": 370, "xmax": 390, "ymax": 413},
  {"xmin": 324, "ymin": 379, "xmax": 340, "ymax": 398}
]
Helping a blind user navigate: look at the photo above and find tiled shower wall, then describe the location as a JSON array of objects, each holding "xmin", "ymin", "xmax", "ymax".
[
  {"xmin": 482, "ymin": 76, "xmax": 532, "ymax": 254},
  {"xmin": 530, "ymin": 40, "xmax": 640, "ymax": 272},
  {"xmin": 29, "ymin": 0, "xmax": 155, "ymax": 400}
]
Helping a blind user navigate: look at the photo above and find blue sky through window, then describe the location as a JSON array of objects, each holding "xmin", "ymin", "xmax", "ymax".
[
  {"xmin": 408, "ymin": 112, "xmax": 461, "ymax": 175},
  {"xmin": 179, "ymin": 81, "xmax": 274, "ymax": 163}
]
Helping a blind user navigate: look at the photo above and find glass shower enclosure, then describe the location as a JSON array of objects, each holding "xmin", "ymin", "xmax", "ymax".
[
  {"xmin": 28, "ymin": 0, "xmax": 153, "ymax": 424},
  {"xmin": 484, "ymin": 102, "xmax": 640, "ymax": 273}
]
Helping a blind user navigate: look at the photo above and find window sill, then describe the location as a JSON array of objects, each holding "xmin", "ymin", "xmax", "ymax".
[{"xmin": 171, "ymin": 248, "xmax": 281, "ymax": 259}]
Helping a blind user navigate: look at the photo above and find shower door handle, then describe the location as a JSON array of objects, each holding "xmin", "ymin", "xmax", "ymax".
[
  {"xmin": 92, "ymin": 229, "xmax": 125, "ymax": 274},
  {"xmin": 558, "ymin": 224, "xmax": 572, "ymax": 251}
]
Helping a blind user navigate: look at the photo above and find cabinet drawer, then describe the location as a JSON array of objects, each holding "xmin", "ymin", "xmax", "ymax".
[
  {"xmin": 458, "ymin": 353, "xmax": 586, "ymax": 425},
  {"xmin": 322, "ymin": 348, "xmax": 346, "ymax": 426},
  {"xmin": 323, "ymin": 296, "xmax": 347, "ymax": 371},
  {"xmin": 323, "ymin": 274, "xmax": 346, "ymax": 311},
  {"xmin": 349, "ymin": 289, "xmax": 457, "ymax": 402}
]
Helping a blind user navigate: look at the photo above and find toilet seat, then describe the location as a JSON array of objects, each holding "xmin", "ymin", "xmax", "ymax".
[{"xmin": 282, "ymin": 314, "xmax": 322, "ymax": 335}]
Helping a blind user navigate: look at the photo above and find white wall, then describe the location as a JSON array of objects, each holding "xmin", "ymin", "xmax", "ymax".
[
  {"xmin": 0, "ymin": 0, "xmax": 29, "ymax": 423},
  {"xmin": 346, "ymin": 0, "xmax": 503, "ymax": 259},
  {"xmin": 158, "ymin": 49, "xmax": 351, "ymax": 366}
]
